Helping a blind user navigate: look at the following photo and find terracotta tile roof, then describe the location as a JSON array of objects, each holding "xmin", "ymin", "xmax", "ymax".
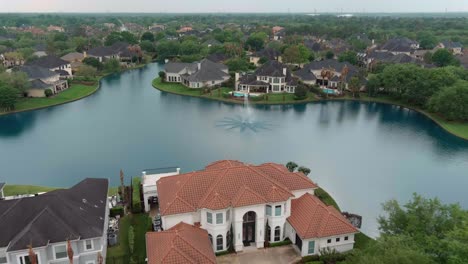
[
  {"xmin": 157, "ymin": 161, "xmax": 317, "ymax": 216},
  {"xmin": 288, "ymin": 193, "xmax": 358, "ymax": 239},
  {"xmin": 146, "ymin": 222, "xmax": 216, "ymax": 264}
]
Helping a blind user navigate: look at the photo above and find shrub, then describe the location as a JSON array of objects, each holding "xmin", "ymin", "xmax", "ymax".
[
  {"xmin": 44, "ymin": 89, "xmax": 53, "ymax": 97},
  {"xmin": 158, "ymin": 71, "xmax": 166, "ymax": 82},
  {"xmin": 294, "ymin": 84, "xmax": 308, "ymax": 100},
  {"xmin": 269, "ymin": 239, "xmax": 292, "ymax": 247},
  {"xmin": 128, "ymin": 226, "xmax": 135, "ymax": 254},
  {"xmin": 222, "ymin": 92, "xmax": 231, "ymax": 98},
  {"xmin": 110, "ymin": 206, "xmax": 124, "ymax": 217},
  {"xmin": 301, "ymin": 254, "xmax": 320, "ymax": 263},
  {"xmin": 215, "ymin": 250, "xmax": 230, "ymax": 256},
  {"xmin": 132, "ymin": 177, "xmax": 142, "ymax": 213},
  {"xmin": 249, "ymin": 94, "xmax": 265, "ymax": 101}
]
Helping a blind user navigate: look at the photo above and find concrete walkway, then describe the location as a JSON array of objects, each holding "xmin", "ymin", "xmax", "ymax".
[{"xmin": 217, "ymin": 245, "xmax": 301, "ymax": 264}]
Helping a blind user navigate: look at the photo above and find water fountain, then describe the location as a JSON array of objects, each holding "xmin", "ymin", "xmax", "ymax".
[{"xmin": 215, "ymin": 93, "xmax": 274, "ymax": 132}]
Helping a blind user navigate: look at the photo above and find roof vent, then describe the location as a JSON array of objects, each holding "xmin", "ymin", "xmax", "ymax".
[
  {"xmin": 82, "ymin": 198, "xmax": 87, "ymax": 203},
  {"xmin": 94, "ymin": 205, "xmax": 98, "ymax": 208}
]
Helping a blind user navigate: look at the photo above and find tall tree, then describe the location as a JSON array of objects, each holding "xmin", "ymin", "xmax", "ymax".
[{"xmin": 286, "ymin": 162, "xmax": 298, "ymax": 172}]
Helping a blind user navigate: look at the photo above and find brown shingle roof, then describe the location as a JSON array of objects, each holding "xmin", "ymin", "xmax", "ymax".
[
  {"xmin": 157, "ymin": 161, "xmax": 318, "ymax": 216},
  {"xmin": 146, "ymin": 222, "xmax": 216, "ymax": 264},
  {"xmin": 288, "ymin": 193, "xmax": 358, "ymax": 239}
]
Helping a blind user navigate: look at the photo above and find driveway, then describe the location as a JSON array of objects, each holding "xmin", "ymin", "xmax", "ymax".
[{"xmin": 216, "ymin": 245, "xmax": 301, "ymax": 264}]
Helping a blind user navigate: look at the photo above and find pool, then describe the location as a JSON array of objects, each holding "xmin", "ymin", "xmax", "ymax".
[{"xmin": 323, "ymin": 88, "xmax": 339, "ymax": 95}]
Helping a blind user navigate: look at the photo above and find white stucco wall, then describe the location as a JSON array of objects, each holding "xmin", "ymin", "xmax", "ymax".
[{"xmin": 161, "ymin": 211, "xmax": 200, "ymax": 230}]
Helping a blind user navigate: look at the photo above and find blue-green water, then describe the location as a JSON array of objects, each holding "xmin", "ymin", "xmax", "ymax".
[{"xmin": 0, "ymin": 63, "xmax": 467, "ymax": 236}]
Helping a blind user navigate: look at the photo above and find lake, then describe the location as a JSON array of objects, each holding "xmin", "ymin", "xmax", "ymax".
[{"xmin": 0, "ymin": 63, "xmax": 467, "ymax": 237}]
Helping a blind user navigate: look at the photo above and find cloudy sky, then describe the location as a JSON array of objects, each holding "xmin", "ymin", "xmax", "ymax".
[{"xmin": 1, "ymin": 0, "xmax": 467, "ymax": 13}]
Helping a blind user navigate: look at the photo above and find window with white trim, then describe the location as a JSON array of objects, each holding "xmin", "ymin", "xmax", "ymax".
[
  {"xmin": 344, "ymin": 236, "xmax": 349, "ymax": 241},
  {"xmin": 336, "ymin": 237, "xmax": 340, "ymax": 242},
  {"xmin": 18, "ymin": 254, "xmax": 39, "ymax": 264},
  {"xmin": 207, "ymin": 212, "xmax": 213, "ymax": 224},
  {"xmin": 216, "ymin": 213, "xmax": 223, "ymax": 224},
  {"xmin": 266, "ymin": 205, "xmax": 272, "ymax": 216},
  {"xmin": 54, "ymin": 244, "xmax": 68, "ymax": 259},
  {"xmin": 274, "ymin": 226, "xmax": 281, "ymax": 241},
  {"xmin": 308, "ymin": 241, "xmax": 315, "ymax": 254},
  {"xmin": 216, "ymin": 235, "xmax": 223, "ymax": 251},
  {"xmin": 84, "ymin": 239, "xmax": 94, "ymax": 251},
  {"xmin": 275, "ymin": 205, "xmax": 281, "ymax": 216}
]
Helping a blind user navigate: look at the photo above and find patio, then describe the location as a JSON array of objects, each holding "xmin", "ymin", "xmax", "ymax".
[{"xmin": 216, "ymin": 245, "xmax": 301, "ymax": 264}]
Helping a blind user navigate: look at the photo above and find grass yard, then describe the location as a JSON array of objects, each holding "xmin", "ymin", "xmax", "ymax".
[
  {"xmin": 12, "ymin": 83, "xmax": 99, "ymax": 112},
  {"xmin": 315, "ymin": 187, "xmax": 341, "ymax": 211},
  {"xmin": 106, "ymin": 214, "xmax": 152, "ymax": 263},
  {"xmin": 3, "ymin": 184, "xmax": 120, "ymax": 196}
]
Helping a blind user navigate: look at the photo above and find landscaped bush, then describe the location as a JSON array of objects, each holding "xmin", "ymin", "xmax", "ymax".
[
  {"xmin": 131, "ymin": 178, "xmax": 142, "ymax": 213},
  {"xmin": 110, "ymin": 206, "xmax": 124, "ymax": 217},
  {"xmin": 215, "ymin": 250, "xmax": 229, "ymax": 256},
  {"xmin": 222, "ymin": 92, "xmax": 231, "ymax": 98},
  {"xmin": 300, "ymin": 254, "xmax": 320, "ymax": 263},
  {"xmin": 44, "ymin": 89, "xmax": 53, "ymax": 97},
  {"xmin": 269, "ymin": 238, "xmax": 292, "ymax": 247},
  {"xmin": 249, "ymin": 95, "xmax": 265, "ymax": 101}
]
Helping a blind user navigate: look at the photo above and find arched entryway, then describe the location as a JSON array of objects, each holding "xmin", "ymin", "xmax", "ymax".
[{"xmin": 242, "ymin": 211, "xmax": 256, "ymax": 247}]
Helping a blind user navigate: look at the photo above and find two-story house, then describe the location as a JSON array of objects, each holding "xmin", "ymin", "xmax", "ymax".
[
  {"xmin": 0, "ymin": 178, "xmax": 109, "ymax": 264},
  {"xmin": 146, "ymin": 160, "xmax": 358, "ymax": 263},
  {"xmin": 19, "ymin": 66, "xmax": 69, "ymax": 97},
  {"xmin": 235, "ymin": 61, "xmax": 298, "ymax": 94},
  {"xmin": 29, "ymin": 55, "xmax": 73, "ymax": 78},
  {"xmin": 437, "ymin": 41, "xmax": 463, "ymax": 55},
  {"xmin": 164, "ymin": 59, "xmax": 230, "ymax": 88},
  {"xmin": 375, "ymin": 37, "xmax": 419, "ymax": 55}
]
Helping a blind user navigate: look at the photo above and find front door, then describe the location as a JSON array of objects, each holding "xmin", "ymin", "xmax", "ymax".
[
  {"xmin": 242, "ymin": 211, "xmax": 256, "ymax": 246},
  {"xmin": 295, "ymin": 233, "xmax": 303, "ymax": 250}
]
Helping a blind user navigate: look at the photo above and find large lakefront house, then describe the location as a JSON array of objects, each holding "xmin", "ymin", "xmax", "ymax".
[
  {"xmin": 235, "ymin": 61, "xmax": 299, "ymax": 94},
  {"xmin": 19, "ymin": 65, "xmax": 69, "ymax": 97},
  {"xmin": 145, "ymin": 160, "xmax": 358, "ymax": 263},
  {"xmin": 0, "ymin": 179, "xmax": 109, "ymax": 264},
  {"xmin": 164, "ymin": 59, "xmax": 230, "ymax": 88}
]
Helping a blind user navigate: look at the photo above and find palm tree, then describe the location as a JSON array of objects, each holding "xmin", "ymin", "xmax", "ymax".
[
  {"xmin": 28, "ymin": 244, "xmax": 37, "ymax": 264},
  {"xmin": 97, "ymin": 252, "xmax": 104, "ymax": 264},
  {"xmin": 67, "ymin": 240, "xmax": 74, "ymax": 264},
  {"xmin": 120, "ymin": 169, "xmax": 125, "ymax": 202},
  {"xmin": 286, "ymin": 162, "xmax": 298, "ymax": 172}
]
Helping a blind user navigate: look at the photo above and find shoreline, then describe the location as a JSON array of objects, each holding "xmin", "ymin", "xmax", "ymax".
[
  {"xmin": 0, "ymin": 64, "xmax": 149, "ymax": 117},
  {"xmin": 152, "ymin": 78, "xmax": 468, "ymax": 141}
]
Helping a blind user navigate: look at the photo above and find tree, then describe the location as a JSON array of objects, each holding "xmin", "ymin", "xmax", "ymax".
[
  {"xmin": 104, "ymin": 32, "xmax": 124, "ymax": 46},
  {"xmin": 432, "ymin": 49, "xmax": 459, "ymax": 67},
  {"xmin": 141, "ymin": 31, "xmax": 155, "ymax": 42},
  {"xmin": 120, "ymin": 31, "xmax": 138, "ymax": 44},
  {"xmin": 76, "ymin": 65, "xmax": 98, "ymax": 80},
  {"xmin": 366, "ymin": 75, "xmax": 382, "ymax": 97},
  {"xmin": 0, "ymin": 71, "xmax": 30, "ymax": 93},
  {"xmin": 83, "ymin": 57, "xmax": 103, "ymax": 71},
  {"xmin": 104, "ymin": 59, "xmax": 121, "ymax": 73},
  {"xmin": 345, "ymin": 236, "xmax": 435, "ymax": 264},
  {"xmin": 325, "ymin": 50, "xmax": 334, "ymax": 59},
  {"xmin": 378, "ymin": 193, "xmax": 467, "ymax": 264},
  {"xmin": 417, "ymin": 32, "xmax": 438, "ymax": 49},
  {"xmin": 349, "ymin": 77, "xmax": 361, "ymax": 98},
  {"xmin": 128, "ymin": 226, "xmax": 135, "ymax": 254},
  {"xmin": 140, "ymin": 40, "xmax": 155, "ymax": 52},
  {"xmin": 297, "ymin": 166, "xmax": 311, "ymax": 176},
  {"xmin": 225, "ymin": 58, "xmax": 253, "ymax": 72},
  {"xmin": 285, "ymin": 162, "xmax": 298, "ymax": 172},
  {"xmin": 428, "ymin": 81, "xmax": 468, "ymax": 121},
  {"xmin": 338, "ymin": 51, "xmax": 358, "ymax": 65},
  {"xmin": 245, "ymin": 32, "xmax": 268, "ymax": 51},
  {"xmin": 294, "ymin": 84, "xmax": 308, "ymax": 100},
  {"xmin": 0, "ymin": 86, "xmax": 18, "ymax": 112},
  {"xmin": 283, "ymin": 45, "xmax": 311, "ymax": 64}
]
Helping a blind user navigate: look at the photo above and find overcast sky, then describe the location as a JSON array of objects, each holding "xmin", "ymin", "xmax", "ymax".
[{"xmin": 1, "ymin": 0, "xmax": 467, "ymax": 13}]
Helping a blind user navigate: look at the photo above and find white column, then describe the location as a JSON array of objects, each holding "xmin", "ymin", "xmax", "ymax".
[
  {"xmin": 144, "ymin": 194, "xmax": 149, "ymax": 212},
  {"xmin": 234, "ymin": 220, "xmax": 243, "ymax": 252},
  {"xmin": 256, "ymin": 216, "xmax": 265, "ymax": 248}
]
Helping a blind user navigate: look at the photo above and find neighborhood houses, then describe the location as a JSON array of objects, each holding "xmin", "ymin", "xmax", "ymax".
[{"xmin": 164, "ymin": 59, "xmax": 230, "ymax": 88}]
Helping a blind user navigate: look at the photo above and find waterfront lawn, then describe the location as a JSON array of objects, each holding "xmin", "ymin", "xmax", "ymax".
[
  {"xmin": 152, "ymin": 78, "xmax": 204, "ymax": 96},
  {"xmin": 351, "ymin": 94, "xmax": 468, "ymax": 140},
  {"xmin": 3, "ymin": 185, "xmax": 58, "ymax": 196},
  {"xmin": 315, "ymin": 187, "xmax": 341, "ymax": 211},
  {"xmin": 106, "ymin": 214, "xmax": 152, "ymax": 263},
  {"xmin": 13, "ymin": 83, "xmax": 98, "ymax": 112}
]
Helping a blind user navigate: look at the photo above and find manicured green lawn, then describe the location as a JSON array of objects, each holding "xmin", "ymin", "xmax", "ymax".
[
  {"xmin": 3, "ymin": 185, "xmax": 119, "ymax": 196},
  {"xmin": 152, "ymin": 78, "xmax": 204, "ymax": 96},
  {"xmin": 106, "ymin": 214, "xmax": 152, "ymax": 263},
  {"xmin": 348, "ymin": 94, "xmax": 468, "ymax": 140},
  {"xmin": 3, "ymin": 185, "xmax": 59, "ymax": 196},
  {"xmin": 315, "ymin": 187, "xmax": 341, "ymax": 211}
]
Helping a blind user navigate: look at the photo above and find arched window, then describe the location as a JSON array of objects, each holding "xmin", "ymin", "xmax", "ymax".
[
  {"xmin": 216, "ymin": 235, "xmax": 223, "ymax": 251},
  {"xmin": 274, "ymin": 226, "xmax": 281, "ymax": 242},
  {"xmin": 208, "ymin": 234, "xmax": 213, "ymax": 245}
]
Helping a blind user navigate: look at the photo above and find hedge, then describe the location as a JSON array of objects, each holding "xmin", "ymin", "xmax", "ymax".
[
  {"xmin": 132, "ymin": 177, "xmax": 142, "ymax": 213},
  {"xmin": 269, "ymin": 239, "xmax": 292, "ymax": 247},
  {"xmin": 110, "ymin": 206, "xmax": 124, "ymax": 217}
]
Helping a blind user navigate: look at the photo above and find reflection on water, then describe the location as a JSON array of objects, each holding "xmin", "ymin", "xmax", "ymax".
[{"xmin": 0, "ymin": 63, "xmax": 467, "ymax": 238}]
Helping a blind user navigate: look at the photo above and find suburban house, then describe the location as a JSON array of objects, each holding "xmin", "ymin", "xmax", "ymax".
[
  {"xmin": 0, "ymin": 178, "xmax": 109, "ymax": 264},
  {"xmin": 61, "ymin": 52, "xmax": 85, "ymax": 73},
  {"xmin": 87, "ymin": 46, "xmax": 118, "ymax": 62},
  {"xmin": 1, "ymin": 50, "xmax": 25, "ymax": 68},
  {"xmin": 375, "ymin": 37, "xmax": 419, "ymax": 55},
  {"xmin": 142, "ymin": 167, "xmax": 181, "ymax": 213},
  {"xmin": 164, "ymin": 59, "xmax": 230, "ymax": 88},
  {"xmin": 146, "ymin": 222, "xmax": 217, "ymax": 264},
  {"xmin": 358, "ymin": 50, "xmax": 424, "ymax": 69},
  {"xmin": 0, "ymin": 182, "xmax": 4, "ymax": 200},
  {"xmin": 293, "ymin": 59, "xmax": 358, "ymax": 89},
  {"xmin": 29, "ymin": 55, "xmax": 73, "ymax": 78},
  {"xmin": 19, "ymin": 65, "xmax": 69, "ymax": 97},
  {"xmin": 33, "ymin": 44, "xmax": 47, "ymax": 58},
  {"xmin": 272, "ymin": 26, "xmax": 286, "ymax": 41},
  {"xmin": 145, "ymin": 160, "xmax": 358, "ymax": 262},
  {"xmin": 249, "ymin": 48, "xmax": 282, "ymax": 66},
  {"xmin": 47, "ymin": 25, "xmax": 65, "ymax": 32},
  {"xmin": 235, "ymin": 61, "xmax": 298, "ymax": 94},
  {"xmin": 436, "ymin": 41, "xmax": 463, "ymax": 55},
  {"xmin": 87, "ymin": 42, "xmax": 141, "ymax": 64}
]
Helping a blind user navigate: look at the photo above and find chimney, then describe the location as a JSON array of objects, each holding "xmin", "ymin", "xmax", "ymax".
[
  {"xmin": 176, "ymin": 168, "xmax": 181, "ymax": 174},
  {"xmin": 142, "ymin": 171, "xmax": 146, "ymax": 177},
  {"xmin": 235, "ymin": 72, "xmax": 240, "ymax": 91},
  {"xmin": 283, "ymin": 68, "xmax": 287, "ymax": 76},
  {"xmin": 197, "ymin": 62, "xmax": 201, "ymax": 70}
]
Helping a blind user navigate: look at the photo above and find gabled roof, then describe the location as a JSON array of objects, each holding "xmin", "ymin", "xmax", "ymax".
[
  {"xmin": 19, "ymin": 65, "xmax": 59, "ymax": 80},
  {"xmin": 30, "ymin": 79, "xmax": 52, "ymax": 89},
  {"xmin": 238, "ymin": 74, "xmax": 269, "ymax": 86},
  {"xmin": 0, "ymin": 178, "xmax": 109, "ymax": 251},
  {"xmin": 164, "ymin": 62, "xmax": 198, "ymax": 74},
  {"xmin": 255, "ymin": 60, "xmax": 287, "ymax": 77},
  {"xmin": 29, "ymin": 55, "xmax": 69, "ymax": 69},
  {"xmin": 61, "ymin": 52, "xmax": 84, "ymax": 62},
  {"xmin": 441, "ymin": 41, "xmax": 463, "ymax": 49},
  {"xmin": 87, "ymin": 46, "xmax": 116, "ymax": 57},
  {"xmin": 288, "ymin": 193, "xmax": 358, "ymax": 239},
  {"xmin": 378, "ymin": 37, "xmax": 418, "ymax": 52},
  {"xmin": 254, "ymin": 48, "xmax": 281, "ymax": 60},
  {"xmin": 183, "ymin": 59, "xmax": 229, "ymax": 82},
  {"xmin": 146, "ymin": 222, "xmax": 216, "ymax": 264},
  {"xmin": 157, "ymin": 161, "xmax": 317, "ymax": 216}
]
